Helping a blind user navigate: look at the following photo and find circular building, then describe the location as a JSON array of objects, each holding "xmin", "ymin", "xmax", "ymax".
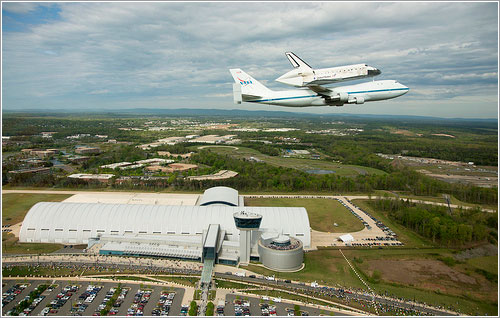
[{"xmin": 258, "ymin": 233, "xmax": 303, "ymax": 271}]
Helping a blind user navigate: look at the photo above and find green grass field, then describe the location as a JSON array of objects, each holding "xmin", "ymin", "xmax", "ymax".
[
  {"xmin": 200, "ymin": 146, "xmax": 386, "ymax": 176},
  {"xmin": 214, "ymin": 279, "xmax": 253, "ymax": 290},
  {"xmin": 2, "ymin": 193, "xmax": 72, "ymax": 224},
  {"xmin": 466, "ymin": 255, "xmax": 498, "ymax": 275},
  {"xmin": 244, "ymin": 197, "xmax": 364, "ymax": 233},
  {"xmin": 2, "ymin": 232, "xmax": 63, "ymax": 254},
  {"xmin": 155, "ymin": 275, "xmax": 199, "ymax": 287}
]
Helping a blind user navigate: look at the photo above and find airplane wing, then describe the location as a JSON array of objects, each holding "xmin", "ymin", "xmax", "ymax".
[
  {"xmin": 307, "ymin": 85, "xmax": 331, "ymax": 94},
  {"xmin": 307, "ymin": 84, "xmax": 348, "ymax": 105}
]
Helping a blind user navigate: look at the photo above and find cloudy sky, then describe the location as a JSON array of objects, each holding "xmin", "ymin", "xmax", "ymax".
[{"xmin": 2, "ymin": 1, "xmax": 498, "ymax": 118}]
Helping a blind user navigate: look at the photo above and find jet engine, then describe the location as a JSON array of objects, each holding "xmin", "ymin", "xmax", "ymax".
[
  {"xmin": 348, "ymin": 96, "xmax": 365, "ymax": 104},
  {"xmin": 355, "ymin": 96, "xmax": 365, "ymax": 104},
  {"xmin": 338, "ymin": 92, "xmax": 348, "ymax": 102}
]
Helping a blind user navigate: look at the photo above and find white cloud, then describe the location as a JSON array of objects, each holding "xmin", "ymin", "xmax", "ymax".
[{"xmin": 1, "ymin": 2, "xmax": 498, "ymax": 118}]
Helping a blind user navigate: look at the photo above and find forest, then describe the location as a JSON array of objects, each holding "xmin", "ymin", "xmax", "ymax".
[{"xmin": 368, "ymin": 198, "xmax": 497, "ymax": 246}]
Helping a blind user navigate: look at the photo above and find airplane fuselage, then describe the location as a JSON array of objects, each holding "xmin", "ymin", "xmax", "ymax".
[{"xmin": 246, "ymin": 80, "xmax": 409, "ymax": 107}]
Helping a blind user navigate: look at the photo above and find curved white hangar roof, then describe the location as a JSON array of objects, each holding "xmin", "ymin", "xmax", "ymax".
[
  {"xmin": 198, "ymin": 186, "xmax": 239, "ymax": 206},
  {"xmin": 19, "ymin": 202, "xmax": 311, "ymax": 247}
]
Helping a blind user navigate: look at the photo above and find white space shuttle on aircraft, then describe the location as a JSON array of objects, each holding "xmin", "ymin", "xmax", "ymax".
[
  {"xmin": 276, "ymin": 52, "xmax": 381, "ymax": 87},
  {"xmin": 230, "ymin": 68, "xmax": 408, "ymax": 108}
]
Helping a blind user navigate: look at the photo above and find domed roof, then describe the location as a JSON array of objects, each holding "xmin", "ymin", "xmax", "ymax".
[{"xmin": 199, "ymin": 186, "xmax": 239, "ymax": 207}]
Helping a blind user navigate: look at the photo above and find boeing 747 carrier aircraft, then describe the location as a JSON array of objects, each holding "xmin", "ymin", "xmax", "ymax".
[{"xmin": 230, "ymin": 68, "xmax": 409, "ymax": 107}]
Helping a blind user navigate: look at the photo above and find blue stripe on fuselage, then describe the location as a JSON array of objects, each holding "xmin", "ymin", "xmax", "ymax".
[
  {"xmin": 347, "ymin": 87, "xmax": 409, "ymax": 94},
  {"xmin": 250, "ymin": 87, "xmax": 409, "ymax": 103}
]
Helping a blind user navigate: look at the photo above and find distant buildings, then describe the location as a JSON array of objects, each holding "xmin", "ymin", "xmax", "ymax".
[
  {"xmin": 21, "ymin": 148, "xmax": 59, "ymax": 158},
  {"xmin": 263, "ymin": 128, "xmax": 300, "ymax": 132},
  {"xmin": 248, "ymin": 157, "xmax": 264, "ymax": 163},
  {"xmin": 8, "ymin": 167, "xmax": 50, "ymax": 180},
  {"xmin": 138, "ymin": 137, "xmax": 187, "ymax": 149},
  {"xmin": 65, "ymin": 155, "xmax": 90, "ymax": 163},
  {"xmin": 75, "ymin": 147, "xmax": 100, "ymax": 154},
  {"xmin": 188, "ymin": 134, "xmax": 236, "ymax": 144},
  {"xmin": 40, "ymin": 132, "xmax": 57, "ymax": 138},
  {"xmin": 168, "ymin": 163, "xmax": 198, "ymax": 172},
  {"xmin": 287, "ymin": 149, "xmax": 310, "ymax": 155},
  {"xmin": 157, "ymin": 151, "xmax": 193, "ymax": 159},
  {"xmin": 138, "ymin": 134, "xmax": 239, "ymax": 149},
  {"xmin": 100, "ymin": 158, "xmax": 175, "ymax": 170},
  {"xmin": 68, "ymin": 173, "xmax": 114, "ymax": 183},
  {"xmin": 144, "ymin": 162, "xmax": 198, "ymax": 173},
  {"xmin": 67, "ymin": 134, "xmax": 91, "ymax": 139},
  {"xmin": 187, "ymin": 170, "xmax": 238, "ymax": 181}
]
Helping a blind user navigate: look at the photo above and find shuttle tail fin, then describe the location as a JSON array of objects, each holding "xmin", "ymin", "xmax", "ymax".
[
  {"xmin": 285, "ymin": 52, "xmax": 313, "ymax": 71},
  {"xmin": 229, "ymin": 69, "xmax": 272, "ymax": 103}
]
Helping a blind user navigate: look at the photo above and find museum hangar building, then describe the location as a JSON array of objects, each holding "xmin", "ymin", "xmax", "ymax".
[{"xmin": 20, "ymin": 187, "xmax": 309, "ymax": 271}]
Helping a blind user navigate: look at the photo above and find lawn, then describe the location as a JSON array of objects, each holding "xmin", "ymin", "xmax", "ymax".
[
  {"xmin": 214, "ymin": 279, "xmax": 253, "ymax": 290},
  {"xmin": 244, "ymin": 198, "xmax": 364, "ymax": 233},
  {"xmin": 2, "ymin": 232, "xmax": 63, "ymax": 254},
  {"xmin": 154, "ymin": 275, "xmax": 200, "ymax": 287},
  {"xmin": 466, "ymin": 255, "xmax": 498, "ymax": 275},
  {"xmin": 2, "ymin": 193, "xmax": 71, "ymax": 225}
]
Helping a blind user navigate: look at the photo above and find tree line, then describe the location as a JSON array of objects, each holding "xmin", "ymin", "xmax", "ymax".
[{"xmin": 369, "ymin": 198, "xmax": 497, "ymax": 246}]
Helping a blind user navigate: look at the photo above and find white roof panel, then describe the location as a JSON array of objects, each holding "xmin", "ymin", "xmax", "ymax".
[{"xmin": 20, "ymin": 201, "xmax": 311, "ymax": 247}]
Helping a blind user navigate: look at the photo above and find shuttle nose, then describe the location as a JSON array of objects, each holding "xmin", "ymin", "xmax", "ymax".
[{"xmin": 368, "ymin": 68, "xmax": 381, "ymax": 76}]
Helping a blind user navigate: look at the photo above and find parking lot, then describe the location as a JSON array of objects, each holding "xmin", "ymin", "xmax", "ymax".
[
  {"xmin": 2, "ymin": 280, "xmax": 184, "ymax": 316},
  {"xmin": 224, "ymin": 294, "xmax": 344, "ymax": 316}
]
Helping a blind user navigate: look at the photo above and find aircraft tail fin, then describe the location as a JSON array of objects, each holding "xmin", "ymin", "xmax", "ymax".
[
  {"xmin": 285, "ymin": 52, "xmax": 313, "ymax": 70},
  {"xmin": 229, "ymin": 69, "xmax": 272, "ymax": 103}
]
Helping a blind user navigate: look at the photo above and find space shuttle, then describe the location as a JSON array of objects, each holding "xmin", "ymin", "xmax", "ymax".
[{"xmin": 276, "ymin": 52, "xmax": 381, "ymax": 87}]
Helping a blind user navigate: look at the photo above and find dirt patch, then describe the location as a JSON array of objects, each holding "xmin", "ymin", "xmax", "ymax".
[
  {"xmin": 391, "ymin": 129, "xmax": 417, "ymax": 136},
  {"xmin": 367, "ymin": 259, "xmax": 477, "ymax": 285},
  {"xmin": 454, "ymin": 244, "xmax": 498, "ymax": 261}
]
